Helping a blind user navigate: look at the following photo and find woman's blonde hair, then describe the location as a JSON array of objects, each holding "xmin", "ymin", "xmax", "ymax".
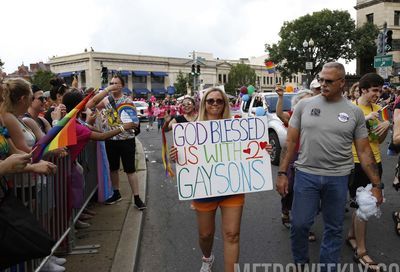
[
  {"xmin": 198, "ymin": 88, "xmax": 231, "ymax": 121},
  {"xmin": 0, "ymin": 78, "xmax": 31, "ymax": 114}
]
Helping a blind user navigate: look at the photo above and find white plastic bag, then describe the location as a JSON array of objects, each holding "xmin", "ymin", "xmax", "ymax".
[{"xmin": 355, "ymin": 184, "xmax": 382, "ymax": 221}]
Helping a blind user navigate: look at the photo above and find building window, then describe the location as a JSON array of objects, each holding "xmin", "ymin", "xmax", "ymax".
[
  {"xmin": 366, "ymin": 13, "xmax": 373, "ymax": 24},
  {"xmin": 223, "ymin": 74, "xmax": 227, "ymax": 83},
  {"xmin": 395, "ymin": 11, "xmax": 400, "ymax": 26},
  {"xmin": 218, "ymin": 74, "xmax": 222, "ymax": 83},
  {"xmin": 263, "ymin": 76, "xmax": 266, "ymax": 85}
]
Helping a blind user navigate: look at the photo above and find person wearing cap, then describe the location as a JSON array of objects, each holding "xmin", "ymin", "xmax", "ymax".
[{"xmin": 309, "ymin": 79, "xmax": 321, "ymax": 96}]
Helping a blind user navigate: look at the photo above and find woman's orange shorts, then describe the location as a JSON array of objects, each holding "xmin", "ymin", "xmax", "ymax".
[{"xmin": 192, "ymin": 194, "xmax": 245, "ymax": 212}]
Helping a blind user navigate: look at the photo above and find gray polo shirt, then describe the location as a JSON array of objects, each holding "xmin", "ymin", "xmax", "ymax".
[{"xmin": 289, "ymin": 95, "xmax": 368, "ymax": 176}]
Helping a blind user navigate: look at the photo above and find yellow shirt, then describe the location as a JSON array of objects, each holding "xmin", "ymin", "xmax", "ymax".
[{"xmin": 352, "ymin": 101, "xmax": 381, "ymax": 163}]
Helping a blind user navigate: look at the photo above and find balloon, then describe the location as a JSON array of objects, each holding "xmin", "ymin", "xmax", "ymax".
[
  {"xmin": 242, "ymin": 94, "xmax": 250, "ymax": 102},
  {"xmin": 285, "ymin": 85, "xmax": 294, "ymax": 93},
  {"xmin": 247, "ymin": 85, "xmax": 255, "ymax": 95},
  {"xmin": 255, "ymin": 107, "xmax": 265, "ymax": 116},
  {"xmin": 239, "ymin": 93, "xmax": 244, "ymax": 97},
  {"xmin": 240, "ymin": 86, "xmax": 248, "ymax": 94}
]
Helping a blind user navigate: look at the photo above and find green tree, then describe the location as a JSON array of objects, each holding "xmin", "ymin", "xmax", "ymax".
[
  {"xmin": 266, "ymin": 9, "xmax": 356, "ymax": 80},
  {"xmin": 174, "ymin": 70, "xmax": 193, "ymax": 96},
  {"xmin": 0, "ymin": 59, "xmax": 4, "ymax": 70},
  {"xmin": 31, "ymin": 70, "xmax": 55, "ymax": 91},
  {"xmin": 353, "ymin": 22, "xmax": 379, "ymax": 74},
  {"xmin": 225, "ymin": 63, "xmax": 256, "ymax": 95}
]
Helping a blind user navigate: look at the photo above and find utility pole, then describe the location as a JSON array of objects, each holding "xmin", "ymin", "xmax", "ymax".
[{"xmin": 192, "ymin": 50, "xmax": 196, "ymax": 92}]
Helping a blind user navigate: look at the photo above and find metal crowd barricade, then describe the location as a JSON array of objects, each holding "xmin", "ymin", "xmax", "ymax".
[{"xmin": 2, "ymin": 141, "xmax": 100, "ymax": 272}]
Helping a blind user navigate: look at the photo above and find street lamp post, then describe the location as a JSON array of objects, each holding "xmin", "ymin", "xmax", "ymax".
[{"xmin": 303, "ymin": 38, "xmax": 314, "ymax": 88}]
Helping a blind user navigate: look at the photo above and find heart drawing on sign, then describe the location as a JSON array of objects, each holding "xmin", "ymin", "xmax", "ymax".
[
  {"xmin": 259, "ymin": 141, "xmax": 268, "ymax": 150},
  {"xmin": 243, "ymin": 148, "xmax": 251, "ymax": 154}
]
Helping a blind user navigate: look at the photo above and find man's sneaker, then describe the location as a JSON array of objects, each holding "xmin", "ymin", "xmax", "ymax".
[
  {"xmin": 200, "ymin": 254, "xmax": 214, "ymax": 272},
  {"xmin": 134, "ymin": 198, "xmax": 147, "ymax": 210},
  {"xmin": 105, "ymin": 191, "xmax": 122, "ymax": 205}
]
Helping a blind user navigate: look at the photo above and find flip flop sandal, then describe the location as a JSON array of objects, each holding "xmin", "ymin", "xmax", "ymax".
[
  {"xmin": 281, "ymin": 213, "xmax": 291, "ymax": 229},
  {"xmin": 308, "ymin": 231, "xmax": 316, "ymax": 242},
  {"xmin": 353, "ymin": 251, "xmax": 380, "ymax": 272},
  {"xmin": 346, "ymin": 236, "xmax": 357, "ymax": 250},
  {"xmin": 392, "ymin": 211, "xmax": 400, "ymax": 236}
]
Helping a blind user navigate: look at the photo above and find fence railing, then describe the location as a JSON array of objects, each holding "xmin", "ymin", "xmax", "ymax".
[{"xmin": 2, "ymin": 141, "xmax": 100, "ymax": 272}]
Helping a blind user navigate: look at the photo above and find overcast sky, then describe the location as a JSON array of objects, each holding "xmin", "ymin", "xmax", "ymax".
[{"xmin": 1, "ymin": 0, "xmax": 356, "ymax": 73}]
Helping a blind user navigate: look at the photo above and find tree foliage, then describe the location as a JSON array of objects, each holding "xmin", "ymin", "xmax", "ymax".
[
  {"xmin": 0, "ymin": 59, "xmax": 4, "ymax": 70},
  {"xmin": 225, "ymin": 63, "xmax": 256, "ymax": 95},
  {"xmin": 266, "ymin": 9, "xmax": 356, "ymax": 79},
  {"xmin": 173, "ymin": 71, "xmax": 193, "ymax": 96},
  {"xmin": 31, "ymin": 70, "xmax": 55, "ymax": 91}
]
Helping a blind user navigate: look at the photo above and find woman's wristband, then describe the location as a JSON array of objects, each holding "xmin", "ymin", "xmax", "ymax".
[{"xmin": 119, "ymin": 125, "xmax": 125, "ymax": 133}]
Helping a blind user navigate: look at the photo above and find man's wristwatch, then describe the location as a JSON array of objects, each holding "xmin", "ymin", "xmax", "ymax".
[
  {"xmin": 372, "ymin": 183, "xmax": 384, "ymax": 189},
  {"xmin": 277, "ymin": 171, "xmax": 287, "ymax": 177}
]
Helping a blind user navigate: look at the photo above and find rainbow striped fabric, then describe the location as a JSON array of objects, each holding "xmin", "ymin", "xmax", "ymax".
[{"xmin": 32, "ymin": 91, "xmax": 95, "ymax": 163}]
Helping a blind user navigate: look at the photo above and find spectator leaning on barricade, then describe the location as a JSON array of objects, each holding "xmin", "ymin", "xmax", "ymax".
[
  {"xmin": 276, "ymin": 62, "xmax": 383, "ymax": 272},
  {"xmin": 44, "ymin": 77, "xmax": 69, "ymax": 126},
  {"xmin": 346, "ymin": 73, "xmax": 388, "ymax": 272},
  {"xmin": 87, "ymin": 75, "xmax": 146, "ymax": 210},
  {"xmin": 23, "ymin": 84, "xmax": 52, "ymax": 137}
]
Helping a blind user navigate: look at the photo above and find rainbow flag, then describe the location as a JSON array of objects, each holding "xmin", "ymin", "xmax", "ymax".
[
  {"xmin": 265, "ymin": 61, "xmax": 276, "ymax": 74},
  {"xmin": 32, "ymin": 90, "xmax": 95, "ymax": 163},
  {"xmin": 161, "ymin": 128, "xmax": 175, "ymax": 177},
  {"xmin": 378, "ymin": 105, "xmax": 390, "ymax": 122}
]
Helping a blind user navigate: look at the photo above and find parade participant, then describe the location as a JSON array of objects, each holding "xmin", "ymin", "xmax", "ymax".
[
  {"xmin": 346, "ymin": 73, "xmax": 388, "ymax": 272},
  {"xmin": 87, "ymin": 75, "xmax": 146, "ymax": 209},
  {"xmin": 275, "ymin": 88, "xmax": 315, "ymax": 242},
  {"xmin": 276, "ymin": 62, "xmax": 382, "ymax": 272},
  {"xmin": 163, "ymin": 97, "xmax": 197, "ymax": 132},
  {"xmin": 391, "ymin": 91, "xmax": 400, "ymax": 237},
  {"xmin": 170, "ymin": 88, "xmax": 269, "ymax": 272},
  {"xmin": 155, "ymin": 101, "xmax": 167, "ymax": 132},
  {"xmin": 309, "ymin": 79, "xmax": 321, "ymax": 96},
  {"xmin": 349, "ymin": 82, "xmax": 361, "ymax": 102},
  {"xmin": 146, "ymin": 101, "xmax": 155, "ymax": 131}
]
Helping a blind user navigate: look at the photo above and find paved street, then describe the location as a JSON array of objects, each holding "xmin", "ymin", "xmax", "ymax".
[{"xmin": 136, "ymin": 127, "xmax": 400, "ymax": 271}]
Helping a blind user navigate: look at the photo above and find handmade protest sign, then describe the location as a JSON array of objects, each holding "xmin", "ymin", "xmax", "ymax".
[
  {"xmin": 172, "ymin": 116, "xmax": 273, "ymax": 200},
  {"xmin": 118, "ymin": 103, "xmax": 139, "ymax": 124}
]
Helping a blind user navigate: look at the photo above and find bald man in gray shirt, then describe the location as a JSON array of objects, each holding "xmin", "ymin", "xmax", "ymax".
[{"xmin": 276, "ymin": 62, "xmax": 383, "ymax": 272}]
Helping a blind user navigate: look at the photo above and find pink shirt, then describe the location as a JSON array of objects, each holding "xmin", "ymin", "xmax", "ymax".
[{"xmin": 68, "ymin": 121, "xmax": 92, "ymax": 161}]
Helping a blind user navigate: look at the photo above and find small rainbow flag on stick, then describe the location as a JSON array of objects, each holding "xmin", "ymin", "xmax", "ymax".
[
  {"xmin": 378, "ymin": 104, "xmax": 390, "ymax": 122},
  {"xmin": 32, "ymin": 90, "xmax": 96, "ymax": 163},
  {"xmin": 265, "ymin": 61, "xmax": 276, "ymax": 74}
]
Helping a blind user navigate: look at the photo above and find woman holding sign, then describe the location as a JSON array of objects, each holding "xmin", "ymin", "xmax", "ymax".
[{"xmin": 171, "ymin": 88, "xmax": 246, "ymax": 272}]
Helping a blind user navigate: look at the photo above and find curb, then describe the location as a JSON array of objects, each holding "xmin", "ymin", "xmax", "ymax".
[{"xmin": 110, "ymin": 139, "xmax": 147, "ymax": 272}]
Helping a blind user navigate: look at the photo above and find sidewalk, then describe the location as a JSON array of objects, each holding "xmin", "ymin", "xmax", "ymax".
[{"xmin": 64, "ymin": 139, "xmax": 147, "ymax": 272}]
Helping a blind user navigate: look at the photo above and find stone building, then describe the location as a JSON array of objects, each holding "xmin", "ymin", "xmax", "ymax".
[
  {"xmin": 355, "ymin": 0, "xmax": 400, "ymax": 78},
  {"xmin": 47, "ymin": 51, "xmax": 303, "ymax": 97}
]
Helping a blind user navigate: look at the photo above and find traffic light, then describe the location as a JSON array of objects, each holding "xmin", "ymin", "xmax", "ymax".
[
  {"xmin": 101, "ymin": 67, "xmax": 108, "ymax": 84},
  {"xmin": 196, "ymin": 64, "xmax": 200, "ymax": 75},
  {"xmin": 377, "ymin": 32, "xmax": 384, "ymax": 55},
  {"xmin": 191, "ymin": 64, "xmax": 195, "ymax": 75},
  {"xmin": 385, "ymin": 30, "xmax": 393, "ymax": 52}
]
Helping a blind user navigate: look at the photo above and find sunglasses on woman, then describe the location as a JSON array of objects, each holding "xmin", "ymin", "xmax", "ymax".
[
  {"xmin": 206, "ymin": 98, "xmax": 224, "ymax": 105},
  {"xmin": 32, "ymin": 96, "xmax": 47, "ymax": 102}
]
